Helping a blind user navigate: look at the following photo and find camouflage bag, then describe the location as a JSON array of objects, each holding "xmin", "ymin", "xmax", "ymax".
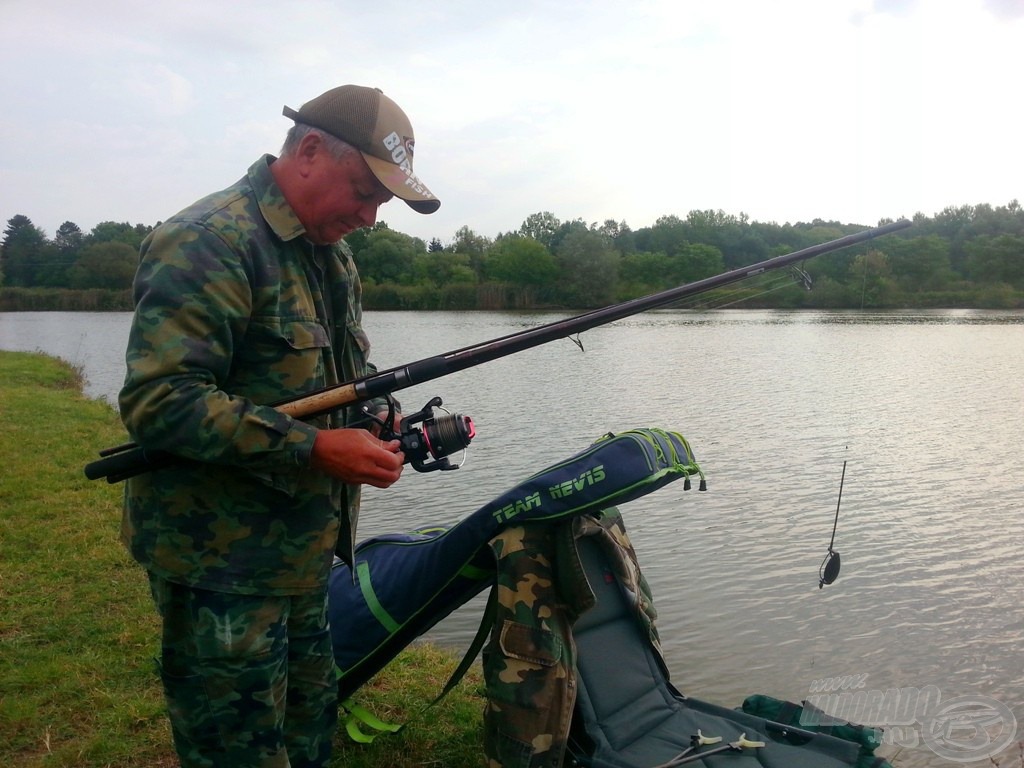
[
  {"xmin": 483, "ymin": 508, "xmax": 656, "ymax": 768},
  {"xmin": 484, "ymin": 514, "xmax": 893, "ymax": 768}
]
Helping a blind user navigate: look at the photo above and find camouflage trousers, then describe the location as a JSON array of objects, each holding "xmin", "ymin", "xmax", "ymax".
[{"xmin": 148, "ymin": 573, "xmax": 337, "ymax": 768}]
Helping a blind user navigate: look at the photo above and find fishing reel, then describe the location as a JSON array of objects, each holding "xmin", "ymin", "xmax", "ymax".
[{"xmin": 365, "ymin": 396, "xmax": 475, "ymax": 473}]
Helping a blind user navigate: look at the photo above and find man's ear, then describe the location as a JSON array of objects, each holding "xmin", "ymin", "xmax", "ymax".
[{"xmin": 295, "ymin": 132, "xmax": 325, "ymax": 174}]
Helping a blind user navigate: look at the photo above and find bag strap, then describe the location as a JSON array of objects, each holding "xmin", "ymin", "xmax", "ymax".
[
  {"xmin": 428, "ymin": 584, "xmax": 498, "ymax": 708},
  {"xmin": 340, "ymin": 699, "xmax": 401, "ymax": 743},
  {"xmin": 340, "ymin": 582, "xmax": 498, "ymax": 742}
]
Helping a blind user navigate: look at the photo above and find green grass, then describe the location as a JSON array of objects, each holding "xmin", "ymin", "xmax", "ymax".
[{"xmin": 0, "ymin": 351, "xmax": 485, "ymax": 767}]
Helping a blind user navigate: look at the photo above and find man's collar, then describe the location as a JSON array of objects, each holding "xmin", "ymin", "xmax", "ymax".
[{"xmin": 248, "ymin": 155, "xmax": 306, "ymax": 242}]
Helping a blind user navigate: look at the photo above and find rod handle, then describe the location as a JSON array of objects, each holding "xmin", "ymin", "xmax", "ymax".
[{"xmin": 83, "ymin": 446, "xmax": 173, "ymax": 483}]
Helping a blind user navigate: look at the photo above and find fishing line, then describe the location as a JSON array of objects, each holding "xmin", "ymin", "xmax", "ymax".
[
  {"xmin": 557, "ymin": 271, "xmax": 801, "ymax": 352},
  {"xmin": 818, "ymin": 459, "xmax": 846, "ymax": 589},
  {"xmin": 656, "ymin": 269, "xmax": 804, "ymax": 312},
  {"xmin": 671, "ymin": 276, "xmax": 790, "ymax": 311},
  {"xmin": 707, "ymin": 272, "xmax": 808, "ymax": 310}
]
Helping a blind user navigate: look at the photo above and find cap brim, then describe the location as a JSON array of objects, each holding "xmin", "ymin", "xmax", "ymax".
[{"xmin": 362, "ymin": 153, "xmax": 440, "ymax": 214}]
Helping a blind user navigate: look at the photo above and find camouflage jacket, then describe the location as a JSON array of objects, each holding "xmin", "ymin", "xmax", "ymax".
[
  {"xmin": 483, "ymin": 509, "xmax": 663, "ymax": 767},
  {"xmin": 119, "ymin": 155, "xmax": 379, "ymax": 596}
]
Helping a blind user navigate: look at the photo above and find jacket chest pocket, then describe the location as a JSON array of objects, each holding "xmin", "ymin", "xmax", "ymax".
[
  {"xmin": 344, "ymin": 319, "xmax": 371, "ymax": 372},
  {"xmin": 234, "ymin": 317, "xmax": 332, "ymax": 398}
]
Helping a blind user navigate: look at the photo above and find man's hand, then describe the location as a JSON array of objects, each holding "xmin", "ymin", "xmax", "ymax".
[{"xmin": 310, "ymin": 428, "xmax": 404, "ymax": 487}]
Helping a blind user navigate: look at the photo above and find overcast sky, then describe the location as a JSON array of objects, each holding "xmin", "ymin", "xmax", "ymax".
[{"xmin": 2, "ymin": 0, "xmax": 1021, "ymax": 245}]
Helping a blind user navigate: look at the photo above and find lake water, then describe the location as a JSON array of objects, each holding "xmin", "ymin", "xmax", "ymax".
[{"xmin": 2, "ymin": 308, "xmax": 1022, "ymax": 766}]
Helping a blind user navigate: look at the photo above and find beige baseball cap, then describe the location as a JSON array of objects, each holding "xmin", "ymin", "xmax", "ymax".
[{"xmin": 283, "ymin": 85, "xmax": 440, "ymax": 214}]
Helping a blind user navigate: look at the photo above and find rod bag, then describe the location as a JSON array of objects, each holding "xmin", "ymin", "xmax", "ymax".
[{"xmin": 328, "ymin": 428, "xmax": 703, "ymax": 700}]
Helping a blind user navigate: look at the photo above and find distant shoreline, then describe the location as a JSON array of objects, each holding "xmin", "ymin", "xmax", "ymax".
[{"xmin": 2, "ymin": 286, "xmax": 1021, "ymax": 312}]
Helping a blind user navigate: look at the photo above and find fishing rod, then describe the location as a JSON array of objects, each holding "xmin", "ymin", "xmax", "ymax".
[{"xmin": 84, "ymin": 219, "xmax": 911, "ymax": 483}]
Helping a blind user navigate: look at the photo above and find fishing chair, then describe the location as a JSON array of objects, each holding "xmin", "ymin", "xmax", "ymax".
[{"xmin": 566, "ymin": 533, "xmax": 874, "ymax": 768}]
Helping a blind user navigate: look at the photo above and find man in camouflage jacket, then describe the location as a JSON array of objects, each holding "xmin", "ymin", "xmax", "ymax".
[{"xmin": 118, "ymin": 85, "xmax": 439, "ymax": 768}]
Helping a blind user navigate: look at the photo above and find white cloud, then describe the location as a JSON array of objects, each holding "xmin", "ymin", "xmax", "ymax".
[
  {"xmin": 1, "ymin": 0, "xmax": 1020, "ymax": 242},
  {"xmin": 115, "ymin": 64, "xmax": 195, "ymax": 118}
]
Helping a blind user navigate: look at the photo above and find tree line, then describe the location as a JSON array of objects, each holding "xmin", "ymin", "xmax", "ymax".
[{"xmin": 2, "ymin": 201, "xmax": 1023, "ymax": 312}]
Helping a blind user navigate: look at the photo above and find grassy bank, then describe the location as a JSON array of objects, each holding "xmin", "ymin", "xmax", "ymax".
[{"xmin": 0, "ymin": 351, "xmax": 485, "ymax": 767}]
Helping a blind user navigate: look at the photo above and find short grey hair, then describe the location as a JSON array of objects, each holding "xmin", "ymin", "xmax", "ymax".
[{"xmin": 280, "ymin": 123, "xmax": 361, "ymax": 162}]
